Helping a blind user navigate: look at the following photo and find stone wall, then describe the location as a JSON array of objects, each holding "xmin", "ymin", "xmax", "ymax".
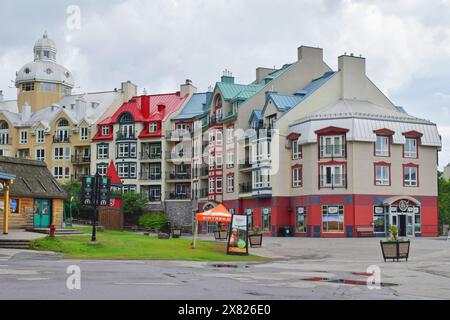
[{"xmin": 164, "ymin": 200, "xmax": 195, "ymax": 230}]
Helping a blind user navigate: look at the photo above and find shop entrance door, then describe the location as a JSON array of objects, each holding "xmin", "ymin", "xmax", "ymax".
[
  {"xmin": 33, "ymin": 199, "xmax": 52, "ymax": 228},
  {"xmin": 398, "ymin": 215, "xmax": 407, "ymax": 237}
]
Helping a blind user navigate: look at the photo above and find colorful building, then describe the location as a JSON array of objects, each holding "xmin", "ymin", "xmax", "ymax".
[{"xmin": 0, "ymin": 33, "xmax": 137, "ymax": 183}]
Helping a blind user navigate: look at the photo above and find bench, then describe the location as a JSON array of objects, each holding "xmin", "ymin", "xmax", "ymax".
[{"xmin": 356, "ymin": 226, "xmax": 374, "ymax": 237}]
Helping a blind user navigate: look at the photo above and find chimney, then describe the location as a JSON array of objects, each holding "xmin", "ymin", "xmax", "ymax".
[
  {"xmin": 338, "ymin": 54, "xmax": 367, "ymax": 100},
  {"xmin": 22, "ymin": 103, "xmax": 32, "ymax": 122},
  {"xmin": 121, "ymin": 81, "xmax": 138, "ymax": 103},
  {"xmin": 256, "ymin": 67, "xmax": 277, "ymax": 83},
  {"xmin": 141, "ymin": 95, "xmax": 150, "ymax": 119},
  {"xmin": 297, "ymin": 46, "xmax": 324, "ymax": 62},
  {"xmin": 221, "ymin": 69, "xmax": 235, "ymax": 84},
  {"xmin": 180, "ymin": 79, "xmax": 197, "ymax": 97},
  {"xmin": 0, "ymin": 90, "xmax": 3, "ymax": 102}
]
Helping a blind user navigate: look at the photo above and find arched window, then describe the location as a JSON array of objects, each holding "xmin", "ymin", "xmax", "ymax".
[
  {"xmin": 118, "ymin": 112, "xmax": 134, "ymax": 124},
  {"xmin": 57, "ymin": 119, "xmax": 69, "ymax": 128},
  {"xmin": 215, "ymin": 95, "xmax": 222, "ymax": 108},
  {"xmin": 0, "ymin": 121, "xmax": 9, "ymax": 130}
]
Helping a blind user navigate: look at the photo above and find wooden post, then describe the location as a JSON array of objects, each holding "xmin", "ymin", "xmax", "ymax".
[
  {"xmin": 3, "ymin": 181, "xmax": 11, "ymax": 235},
  {"xmin": 192, "ymin": 220, "xmax": 199, "ymax": 249}
]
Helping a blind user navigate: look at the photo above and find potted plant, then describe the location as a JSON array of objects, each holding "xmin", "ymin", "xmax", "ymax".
[
  {"xmin": 249, "ymin": 226, "xmax": 263, "ymax": 248},
  {"xmin": 380, "ymin": 226, "xmax": 411, "ymax": 262}
]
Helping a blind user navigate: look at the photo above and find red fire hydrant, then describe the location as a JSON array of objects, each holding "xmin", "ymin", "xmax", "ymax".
[{"xmin": 49, "ymin": 224, "xmax": 56, "ymax": 238}]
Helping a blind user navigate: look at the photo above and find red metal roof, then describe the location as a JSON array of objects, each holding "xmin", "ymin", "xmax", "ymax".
[{"xmin": 101, "ymin": 92, "xmax": 188, "ymax": 125}]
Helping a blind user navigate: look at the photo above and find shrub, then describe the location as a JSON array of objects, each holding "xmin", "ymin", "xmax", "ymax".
[{"xmin": 139, "ymin": 213, "xmax": 169, "ymax": 231}]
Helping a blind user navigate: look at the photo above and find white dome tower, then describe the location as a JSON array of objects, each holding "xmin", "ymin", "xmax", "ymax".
[{"xmin": 15, "ymin": 32, "xmax": 75, "ymax": 113}]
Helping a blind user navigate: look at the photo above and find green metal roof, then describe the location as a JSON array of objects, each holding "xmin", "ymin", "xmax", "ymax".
[{"xmin": 216, "ymin": 82, "xmax": 264, "ymax": 101}]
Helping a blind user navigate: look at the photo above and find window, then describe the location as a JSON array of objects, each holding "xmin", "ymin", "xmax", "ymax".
[
  {"xmin": 36, "ymin": 130, "xmax": 45, "ymax": 144},
  {"xmin": 22, "ymin": 83, "xmax": 34, "ymax": 92},
  {"xmin": 373, "ymin": 207, "xmax": 386, "ymax": 234},
  {"xmin": 65, "ymin": 167, "xmax": 70, "ymax": 180},
  {"xmin": 227, "ymin": 127, "xmax": 234, "ymax": 145},
  {"xmin": 119, "ymin": 124, "xmax": 135, "ymax": 139},
  {"xmin": 253, "ymin": 169, "xmax": 271, "ymax": 189},
  {"xmin": 0, "ymin": 130, "xmax": 9, "ymax": 145},
  {"xmin": 80, "ymin": 127, "xmax": 89, "ymax": 141},
  {"xmin": 375, "ymin": 136, "xmax": 389, "ymax": 157},
  {"xmin": 246, "ymin": 209, "xmax": 254, "ymax": 229},
  {"xmin": 216, "ymin": 178, "xmax": 223, "ymax": 193},
  {"xmin": 175, "ymin": 184, "xmax": 189, "ymax": 196},
  {"xmin": 54, "ymin": 147, "xmax": 64, "ymax": 160},
  {"xmin": 262, "ymin": 208, "xmax": 271, "ymax": 232},
  {"xmin": 322, "ymin": 205, "xmax": 344, "ymax": 233},
  {"xmin": 320, "ymin": 135, "xmax": 345, "ymax": 158},
  {"xmin": 40, "ymin": 83, "xmax": 56, "ymax": 93},
  {"xmin": 404, "ymin": 165, "xmax": 418, "ymax": 187},
  {"xmin": 296, "ymin": 207, "xmax": 307, "ymax": 233},
  {"xmin": 209, "ymin": 178, "xmax": 215, "ymax": 194},
  {"xmin": 320, "ymin": 164, "xmax": 345, "ymax": 188},
  {"xmin": 149, "ymin": 122, "xmax": 158, "ymax": 133},
  {"xmin": 227, "ymin": 150, "xmax": 235, "ymax": 168},
  {"xmin": 292, "ymin": 166, "xmax": 302, "ymax": 188},
  {"xmin": 227, "ymin": 175, "xmax": 234, "ymax": 193},
  {"xmin": 123, "ymin": 185, "xmax": 137, "ymax": 194},
  {"xmin": 97, "ymin": 163, "xmax": 108, "ymax": 177},
  {"xmin": 414, "ymin": 207, "xmax": 421, "ymax": 234},
  {"xmin": 97, "ymin": 144, "xmax": 109, "ymax": 160},
  {"xmin": 117, "ymin": 163, "xmax": 137, "ymax": 179},
  {"xmin": 292, "ymin": 140, "xmax": 302, "ymax": 159},
  {"xmin": 209, "ymin": 155, "xmax": 215, "ymax": 170},
  {"xmin": 20, "ymin": 130, "xmax": 28, "ymax": 144},
  {"xmin": 216, "ymin": 153, "xmax": 223, "ymax": 169},
  {"xmin": 65, "ymin": 147, "xmax": 71, "ymax": 160},
  {"xmin": 102, "ymin": 126, "xmax": 110, "ymax": 136},
  {"xmin": 216, "ymin": 131, "xmax": 223, "ymax": 146},
  {"xmin": 375, "ymin": 163, "xmax": 390, "ymax": 186},
  {"xmin": 404, "ymin": 138, "xmax": 418, "ymax": 158},
  {"xmin": 54, "ymin": 167, "xmax": 63, "ymax": 180},
  {"xmin": 36, "ymin": 148, "xmax": 45, "ymax": 161},
  {"xmin": 62, "ymin": 86, "xmax": 71, "ymax": 96}
]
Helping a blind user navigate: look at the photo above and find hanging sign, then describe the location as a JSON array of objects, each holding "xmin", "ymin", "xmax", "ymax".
[
  {"xmin": 227, "ymin": 215, "xmax": 249, "ymax": 256},
  {"xmin": 81, "ymin": 176, "xmax": 94, "ymax": 206}
]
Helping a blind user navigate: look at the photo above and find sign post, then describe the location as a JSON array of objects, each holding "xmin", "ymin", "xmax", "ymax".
[{"xmin": 81, "ymin": 173, "xmax": 111, "ymax": 243}]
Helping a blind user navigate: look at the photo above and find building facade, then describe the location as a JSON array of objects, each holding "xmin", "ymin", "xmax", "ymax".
[{"xmin": 0, "ymin": 33, "xmax": 137, "ymax": 183}]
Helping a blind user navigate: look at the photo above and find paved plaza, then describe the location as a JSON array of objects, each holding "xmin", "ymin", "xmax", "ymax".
[{"xmin": 0, "ymin": 236, "xmax": 449, "ymax": 300}]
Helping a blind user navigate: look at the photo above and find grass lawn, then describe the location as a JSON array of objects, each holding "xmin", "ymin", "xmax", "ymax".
[{"xmin": 30, "ymin": 228, "xmax": 267, "ymax": 262}]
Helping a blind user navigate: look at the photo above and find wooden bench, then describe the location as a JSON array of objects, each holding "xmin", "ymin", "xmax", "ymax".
[{"xmin": 356, "ymin": 226, "xmax": 374, "ymax": 237}]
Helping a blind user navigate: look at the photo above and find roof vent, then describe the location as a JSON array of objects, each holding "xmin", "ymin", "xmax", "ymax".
[
  {"xmin": 186, "ymin": 79, "xmax": 192, "ymax": 85},
  {"xmin": 157, "ymin": 104, "xmax": 166, "ymax": 113}
]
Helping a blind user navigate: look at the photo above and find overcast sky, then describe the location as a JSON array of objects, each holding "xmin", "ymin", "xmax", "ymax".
[{"xmin": 1, "ymin": 0, "xmax": 450, "ymax": 167}]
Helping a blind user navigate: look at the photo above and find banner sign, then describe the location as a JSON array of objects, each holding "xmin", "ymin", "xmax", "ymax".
[
  {"xmin": 81, "ymin": 176, "xmax": 94, "ymax": 206},
  {"xmin": 227, "ymin": 215, "xmax": 249, "ymax": 256}
]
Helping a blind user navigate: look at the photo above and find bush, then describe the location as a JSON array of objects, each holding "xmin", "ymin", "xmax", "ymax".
[{"xmin": 139, "ymin": 213, "xmax": 169, "ymax": 231}]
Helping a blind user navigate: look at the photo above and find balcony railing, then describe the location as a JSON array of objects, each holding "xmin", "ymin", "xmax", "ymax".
[
  {"xmin": 140, "ymin": 173, "xmax": 162, "ymax": 181},
  {"xmin": 140, "ymin": 152, "xmax": 162, "ymax": 160},
  {"xmin": 220, "ymin": 111, "xmax": 237, "ymax": 123},
  {"xmin": 319, "ymin": 144, "xmax": 346, "ymax": 159},
  {"xmin": 116, "ymin": 132, "xmax": 136, "ymax": 140},
  {"xmin": 166, "ymin": 192, "xmax": 191, "ymax": 200},
  {"xmin": 53, "ymin": 136, "xmax": 71, "ymax": 143},
  {"xmin": 319, "ymin": 174, "xmax": 347, "ymax": 189},
  {"xmin": 71, "ymin": 155, "xmax": 91, "ymax": 164},
  {"xmin": 239, "ymin": 160, "xmax": 252, "ymax": 170},
  {"xmin": 166, "ymin": 129, "xmax": 192, "ymax": 140},
  {"xmin": 166, "ymin": 172, "xmax": 192, "ymax": 181},
  {"xmin": 166, "ymin": 151, "xmax": 192, "ymax": 161},
  {"xmin": 239, "ymin": 182, "xmax": 253, "ymax": 194}
]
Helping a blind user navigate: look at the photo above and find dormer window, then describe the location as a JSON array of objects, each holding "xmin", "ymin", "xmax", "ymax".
[
  {"xmin": 102, "ymin": 126, "xmax": 110, "ymax": 136},
  {"xmin": 149, "ymin": 122, "xmax": 158, "ymax": 133}
]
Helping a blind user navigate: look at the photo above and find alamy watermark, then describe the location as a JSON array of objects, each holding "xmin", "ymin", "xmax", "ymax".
[{"xmin": 66, "ymin": 265, "xmax": 81, "ymax": 290}]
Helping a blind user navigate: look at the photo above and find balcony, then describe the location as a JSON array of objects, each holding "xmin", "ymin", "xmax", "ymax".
[
  {"xmin": 239, "ymin": 160, "xmax": 252, "ymax": 171},
  {"xmin": 165, "ymin": 151, "xmax": 192, "ymax": 162},
  {"xmin": 53, "ymin": 136, "xmax": 71, "ymax": 144},
  {"xmin": 71, "ymin": 155, "xmax": 91, "ymax": 164},
  {"xmin": 166, "ymin": 172, "xmax": 192, "ymax": 181},
  {"xmin": 220, "ymin": 111, "xmax": 237, "ymax": 123},
  {"xmin": 166, "ymin": 192, "xmax": 191, "ymax": 200},
  {"xmin": 140, "ymin": 152, "xmax": 162, "ymax": 161},
  {"xmin": 239, "ymin": 182, "xmax": 253, "ymax": 194},
  {"xmin": 116, "ymin": 132, "xmax": 136, "ymax": 141},
  {"xmin": 166, "ymin": 129, "xmax": 192, "ymax": 141},
  {"xmin": 140, "ymin": 173, "xmax": 162, "ymax": 181},
  {"xmin": 319, "ymin": 174, "xmax": 347, "ymax": 189},
  {"xmin": 209, "ymin": 115, "xmax": 223, "ymax": 126}
]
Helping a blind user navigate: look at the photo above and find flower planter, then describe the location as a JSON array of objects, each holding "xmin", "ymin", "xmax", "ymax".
[
  {"xmin": 214, "ymin": 230, "xmax": 229, "ymax": 241},
  {"xmin": 380, "ymin": 240, "xmax": 410, "ymax": 262},
  {"xmin": 249, "ymin": 234, "xmax": 263, "ymax": 248},
  {"xmin": 172, "ymin": 229, "xmax": 182, "ymax": 239}
]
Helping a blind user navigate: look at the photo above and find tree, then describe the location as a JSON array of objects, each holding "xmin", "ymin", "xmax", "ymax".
[
  {"xmin": 61, "ymin": 181, "xmax": 82, "ymax": 216},
  {"xmin": 438, "ymin": 171, "xmax": 450, "ymax": 228},
  {"xmin": 122, "ymin": 192, "xmax": 148, "ymax": 216}
]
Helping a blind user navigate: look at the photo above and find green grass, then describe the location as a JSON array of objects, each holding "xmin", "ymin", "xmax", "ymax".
[{"xmin": 30, "ymin": 228, "xmax": 267, "ymax": 262}]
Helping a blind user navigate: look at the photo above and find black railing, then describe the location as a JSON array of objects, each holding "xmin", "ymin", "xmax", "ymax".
[
  {"xmin": 141, "ymin": 152, "xmax": 162, "ymax": 160},
  {"xmin": 71, "ymin": 155, "xmax": 91, "ymax": 164},
  {"xmin": 240, "ymin": 182, "xmax": 253, "ymax": 193},
  {"xmin": 166, "ymin": 192, "xmax": 191, "ymax": 200},
  {"xmin": 116, "ymin": 132, "xmax": 136, "ymax": 140},
  {"xmin": 166, "ymin": 172, "xmax": 192, "ymax": 180},
  {"xmin": 140, "ymin": 173, "xmax": 162, "ymax": 181},
  {"xmin": 166, "ymin": 151, "xmax": 192, "ymax": 161},
  {"xmin": 53, "ymin": 136, "xmax": 71, "ymax": 143},
  {"xmin": 148, "ymin": 195, "xmax": 162, "ymax": 202},
  {"xmin": 239, "ymin": 160, "xmax": 252, "ymax": 170},
  {"xmin": 319, "ymin": 174, "xmax": 347, "ymax": 189}
]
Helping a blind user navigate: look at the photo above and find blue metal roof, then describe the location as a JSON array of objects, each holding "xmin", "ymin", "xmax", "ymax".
[
  {"xmin": 172, "ymin": 92, "xmax": 212, "ymax": 121},
  {"xmin": 248, "ymin": 109, "xmax": 263, "ymax": 125},
  {"xmin": 0, "ymin": 172, "xmax": 16, "ymax": 181}
]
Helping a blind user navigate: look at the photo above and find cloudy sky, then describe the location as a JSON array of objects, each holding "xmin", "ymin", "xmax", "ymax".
[{"xmin": 1, "ymin": 0, "xmax": 450, "ymax": 167}]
